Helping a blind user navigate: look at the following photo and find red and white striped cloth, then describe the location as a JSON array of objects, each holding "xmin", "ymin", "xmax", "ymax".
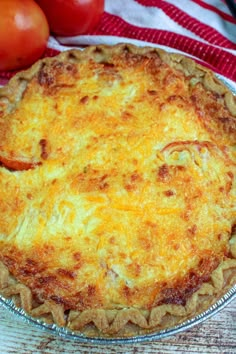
[{"xmin": 0, "ymin": 0, "xmax": 236, "ymax": 85}]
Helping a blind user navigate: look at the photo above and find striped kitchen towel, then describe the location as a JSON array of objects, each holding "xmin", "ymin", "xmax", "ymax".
[{"xmin": 0, "ymin": 0, "xmax": 236, "ymax": 84}]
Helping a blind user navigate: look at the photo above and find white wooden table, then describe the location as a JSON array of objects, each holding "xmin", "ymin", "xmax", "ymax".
[{"xmin": 0, "ymin": 298, "xmax": 235, "ymax": 353}]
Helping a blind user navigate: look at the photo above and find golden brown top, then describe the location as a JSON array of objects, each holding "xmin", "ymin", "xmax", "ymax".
[{"xmin": 0, "ymin": 45, "xmax": 235, "ymax": 312}]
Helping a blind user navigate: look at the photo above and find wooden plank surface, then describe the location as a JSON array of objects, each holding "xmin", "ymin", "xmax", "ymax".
[{"xmin": 0, "ymin": 298, "xmax": 235, "ymax": 354}]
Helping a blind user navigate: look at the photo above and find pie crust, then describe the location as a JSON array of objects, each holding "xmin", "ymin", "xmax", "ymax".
[{"xmin": 0, "ymin": 44, "xmax": 235, "ymax": 338}]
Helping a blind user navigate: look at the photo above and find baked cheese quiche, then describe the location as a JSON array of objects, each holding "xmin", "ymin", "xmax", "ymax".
[{"xmin": 0, "ymin": 44, "xmax": 235, "ymax": 337}]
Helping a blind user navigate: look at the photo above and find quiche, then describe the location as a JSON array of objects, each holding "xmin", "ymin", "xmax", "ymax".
[{"xmin": 0, "ymin": 44, "xmax": 235, "ymax": 338}]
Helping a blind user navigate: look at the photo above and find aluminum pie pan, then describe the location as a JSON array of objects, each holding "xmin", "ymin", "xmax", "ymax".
[
  {"xmin": 0, "ymin": 286, "xmax": 235, "ymax": 344},
  {"xmin": 0, "ymin": 69, "xmax": 235, "ymax": 344}
]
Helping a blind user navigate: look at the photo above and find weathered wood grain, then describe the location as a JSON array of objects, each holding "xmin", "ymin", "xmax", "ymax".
[{"xmin": 0, "ymin": 299, "xmax": 235, "ymax": 354}]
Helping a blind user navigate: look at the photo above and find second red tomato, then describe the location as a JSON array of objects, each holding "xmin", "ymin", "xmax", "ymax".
[{"xmin": 36, "ymin": 0, "xmax": 104, "ymax": 36}]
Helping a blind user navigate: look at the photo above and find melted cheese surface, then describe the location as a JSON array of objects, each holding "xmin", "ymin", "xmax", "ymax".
[{"xmin": 0, "ymin": 51, "xmax": 235, "ymax": 310}]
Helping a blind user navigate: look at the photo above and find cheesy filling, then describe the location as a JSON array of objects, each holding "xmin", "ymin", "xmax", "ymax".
[{"xmin": 0, "ymin": 52, "xmax": 235, "ymax": 310}]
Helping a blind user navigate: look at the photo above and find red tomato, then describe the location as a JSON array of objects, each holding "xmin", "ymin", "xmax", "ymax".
[
  {"xmin": 36, "ymin": 0, "xmax": 104, "ymax": 36},
  {"xmin": 0, "ymin": 0, "xmax": 49, "ymax": 71}
]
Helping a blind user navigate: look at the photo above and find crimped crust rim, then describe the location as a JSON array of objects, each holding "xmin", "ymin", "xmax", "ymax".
[{"xmin": 0, "ymin": 44, "xmax": 235, "ymax": 116}]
